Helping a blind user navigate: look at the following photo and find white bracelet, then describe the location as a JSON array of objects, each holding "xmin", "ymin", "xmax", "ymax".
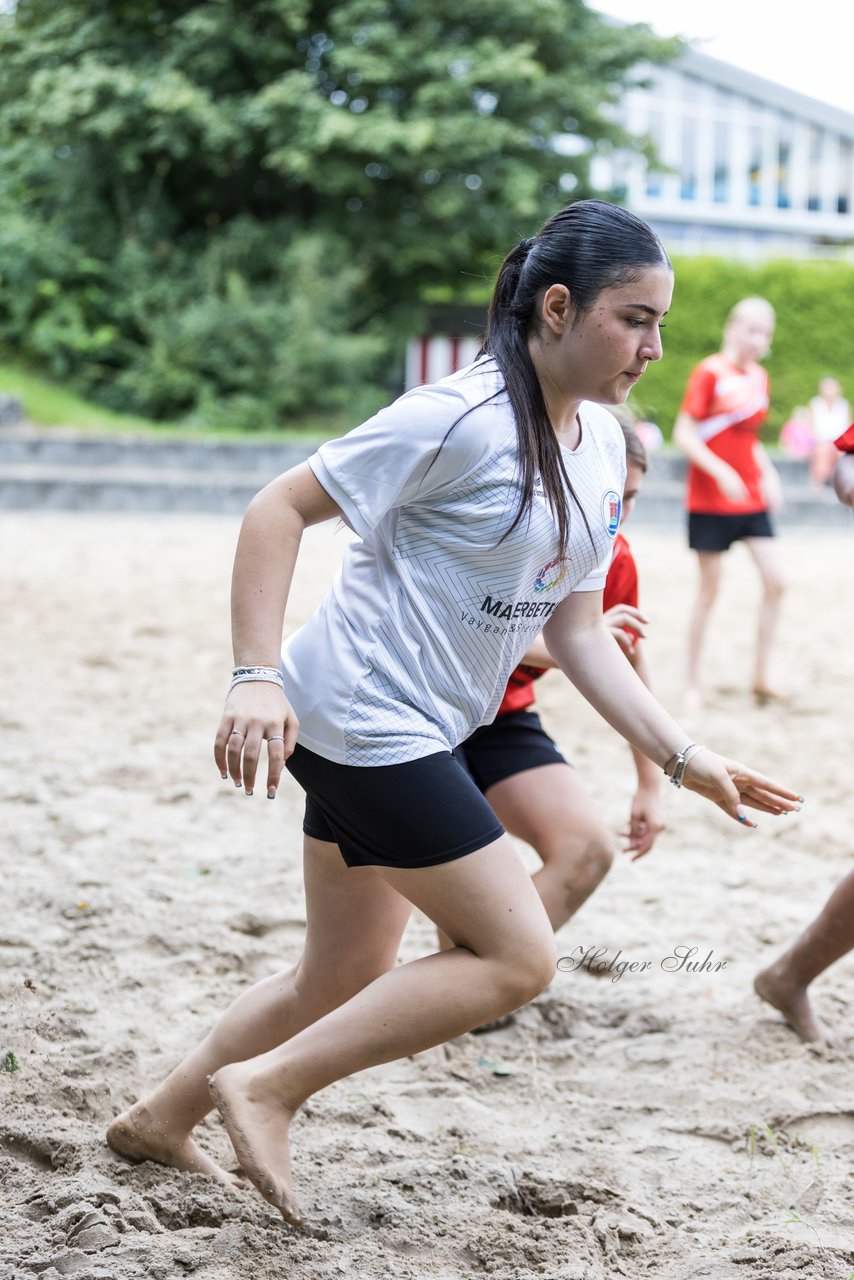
[
  {"xmin": 229, "ymin": 667, "xmax": 285, "ymax": 694},
  {"xmin": 664, "ymin": 743, "xmax": 706, "ymax": 788}
]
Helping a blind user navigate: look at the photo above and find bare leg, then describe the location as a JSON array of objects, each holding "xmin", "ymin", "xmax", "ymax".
[
  {"xmin": 209, "ymin": 836, "xmax": 555, "ymax": 1222},
  {"xmin": 686, "ymin": 551, "xmax": 722, "ymax": 708},
  {"xmin": 755, "ymin": 869, "xmax": 854, "ymax": 1045},
  {"xmin": 743, "ymin": 537, "xmax": 786, "ymax": 699},
  {"xmin": 810, "ymin": 441, "xmax": 838, "ymax": 488},
  {"xmin": 107, "ymin": 838, "xmax": 412, "ymax": 1188},
  {"xmin": 486, "ymin": 763, "xmax": 614, "ymax": 931}
]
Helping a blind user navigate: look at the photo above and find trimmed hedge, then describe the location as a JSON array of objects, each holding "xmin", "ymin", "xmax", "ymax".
[{"xmin": 632, "ymin": 256, "xmax": 854, "ymax": 440}]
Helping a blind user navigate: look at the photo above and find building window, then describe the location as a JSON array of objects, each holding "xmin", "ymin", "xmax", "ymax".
[
  {"xmin": 714, "ymin": 120, "xmax": 730, "ymax": 203},
  {"xmin": 748, "ymin": 124, "xmax": 763, "ymax": 207},
  {"xmin": 839, "ymin": 138, "xmax": 852, "ymax": 214},
  {"xmin": 645, "ymin": 109, "xmax": 666, "ymax": 197},
  {"xmin": 808, "ymin": 126, "xmax": 823, "ymax": 212},
  {"xmin": 681, "ymin": 116, "xmax": 697, "ymax": 200},
  {"xmin": 777, "ymin": 115, "xmax": 793, "ymax": 209}
]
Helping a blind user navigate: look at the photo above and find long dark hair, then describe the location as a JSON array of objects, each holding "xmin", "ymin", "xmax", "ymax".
[{"xmin": 482, "ymin": 199, "xmax": 670, "ymax": 554}]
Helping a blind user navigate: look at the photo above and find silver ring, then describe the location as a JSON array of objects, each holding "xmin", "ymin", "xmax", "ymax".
[
  {"xmin": 267, "ymin": 735, "xmax": 285, "ymax": 743},
  {"xmin": 229, "ymin": 729, "xmax": 246, "ymax": 737}
]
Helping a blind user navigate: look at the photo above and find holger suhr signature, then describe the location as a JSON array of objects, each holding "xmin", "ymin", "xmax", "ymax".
[{"xmin": 557, "ymin": 945, "xmax": 727, "ymax": 983}]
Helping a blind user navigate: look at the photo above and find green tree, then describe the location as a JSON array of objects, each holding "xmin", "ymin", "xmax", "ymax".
[{"xmin": 0, "ymin": 0, "xmax": 678, "ymax": 426}]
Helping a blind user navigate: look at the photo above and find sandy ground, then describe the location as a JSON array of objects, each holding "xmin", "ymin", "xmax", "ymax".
[{"xmin": 2, "ymin": 510, "xmax": 853, "ymax": 1280}]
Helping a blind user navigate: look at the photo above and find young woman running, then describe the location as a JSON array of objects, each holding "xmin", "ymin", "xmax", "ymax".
[
  {"xmin": 107, "ymin": 201, "xmax": 801, "ymax": 1225},
  {"xmin": 673, "ymin": 297, "xmax": 787, "ymax": 709}
]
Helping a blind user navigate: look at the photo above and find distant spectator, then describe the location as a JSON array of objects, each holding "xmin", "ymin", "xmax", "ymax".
[
  {"xmin": 808, "ymin": 376, "xmax": 850, "ymax": 487},
  {"xmin": 673, "ymin": 297, "xmax": 786, "ymax": 710}
]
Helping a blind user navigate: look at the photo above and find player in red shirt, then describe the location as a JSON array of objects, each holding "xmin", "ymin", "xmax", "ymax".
[
  {"xmin": 673, "ymin": 297, "xmax": 786, "ymax": 709},
  {"xmin": 753, "ymin": 425, "xmax": 854, "ymax": 1044},
  {"xmin": 454, "ymin": 419, "xmax": 665, "ymax": 939}
]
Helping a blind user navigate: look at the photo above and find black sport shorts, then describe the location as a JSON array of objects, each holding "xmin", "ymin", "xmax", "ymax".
[
  {"xmin": 688, "ymin": 509, "xmax": 774, "ymax": 553},
  {"xmin": 285, "ymin": 742, "xmax": 505, "ymax": 870},
  {"xmin": 454, "ymin": 710, "xmax": 568, "ymax": 795}
]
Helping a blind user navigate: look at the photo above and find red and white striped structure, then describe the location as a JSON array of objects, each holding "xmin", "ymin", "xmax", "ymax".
[{"xmin": 404, "ymin": 334, "xmax": 483, "ymax": 389}]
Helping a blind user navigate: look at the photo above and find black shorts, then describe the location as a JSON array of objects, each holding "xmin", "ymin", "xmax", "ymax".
[
  {"xmin": 454, "ymin": 710, "xmax": 568, "ymax": 795},
  {"xmin": 285, "ymin": 742, "xmax": 505, "ymax": 870},
  {"xmin": 688, "ymin": 510, "xmax": 775, "ymax": 553}
]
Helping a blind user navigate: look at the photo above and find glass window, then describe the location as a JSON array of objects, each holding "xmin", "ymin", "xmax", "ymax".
[
  {"xmin": 777, "ymin": 115, "xmax": 793, "ymax": 209},
  {"xmin": 714, "ymin": 119, "xmax": 730, "ymax": 203},
  {"xmin": 681, "ymin": 116, "xmax": 697, "ymax": 200},
  {"xmin": 748, "ymin": 123, "xmax": 763, "ymax": 207},
  {"xmin": 645, "ymin": 109, "xmax": 666, "ymax": 197},
  {"xmin": 838, "ymin": 138, "xmax": 852, "ymax": 214},
  {"xmin": 807, "ymin": 126, "xmax": 823, "ymax": 212}
]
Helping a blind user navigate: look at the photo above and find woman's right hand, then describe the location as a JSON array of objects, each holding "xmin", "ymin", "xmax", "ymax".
[
  {"xmin": 214, "ymin": 682, "xmax": 299, "ymax": 800},
  {"xmin": 679, "ymin": 748, "xmax": 801, "ymax": 826}
]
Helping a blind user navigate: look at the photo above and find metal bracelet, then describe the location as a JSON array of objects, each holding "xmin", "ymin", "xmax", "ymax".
[
  {"xmin": 229, "ymin": 670, "xmax": 285, "ymax": 693},
  {"xmin": 664, "ymin": 742, "xmax": 705, "ymax": 788}
]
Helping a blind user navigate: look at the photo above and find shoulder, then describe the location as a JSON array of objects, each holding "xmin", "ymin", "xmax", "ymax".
[
  {"xmin": 581, "ymin": 402, "xmax": 625, "ymax": 450},
  {"xmin": 580, "ymin": 403, "xmax": 627, "ymax": 478},
  {"xmin": 685, "ymin": 354, "xmax": 724, "ymax": 379},
  {"xmin": 401, "ymin": 358, "xmax": 511, "ymax": 441},
  {"xmin": 682, "ymin": 358, "xmax": 720, "ymax": 404}
]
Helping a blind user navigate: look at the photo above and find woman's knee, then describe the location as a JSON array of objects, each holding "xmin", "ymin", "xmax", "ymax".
[
  {"xmin": 541, "ymin": 826, "xmax": 614, "ymax": 892},
  {"xmin": 762, "ymin": 571, "xmax": 786, "ymax": 601},
  {"xmin": 492, "ymin": 932, "xmax": 557, "ymax": 1007}
]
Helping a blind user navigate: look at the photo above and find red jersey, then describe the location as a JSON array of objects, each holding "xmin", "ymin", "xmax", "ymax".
[
  {"xmin": 496, "ymin": 533, "xmax": 638, "ymax": 716},
  {"xmin": 681, "ymin": 353, "xmax": 770, "ymax": 515},
  {"xmin": 835, "ymin": 424, "xmax": 854, "ymax": 452}
]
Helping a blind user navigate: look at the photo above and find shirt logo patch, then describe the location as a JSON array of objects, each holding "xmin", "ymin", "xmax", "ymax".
[
  {"xmin": 602, "ymin": 490, "xmax": 621, "ymax": 539},
  {"xmin": 533, "ymin": 555, "xmax": 569, "ymax": 594}
]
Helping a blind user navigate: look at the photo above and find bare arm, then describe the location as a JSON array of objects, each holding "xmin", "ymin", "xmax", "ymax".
[
  {"xmin": 213, "ymin": 462, "xmax": 343, "ymax": 798},
  {"xmin": 673, "ymin": 412, "xmax": 750, "ymax": 504},
  {"xmin": 622, "ymin": 641, "xmax": 666, "ymax": 859},
  {"xmin": 521, "ymin": 600, "xmax": 649, "ymax": 666},
  {"xmin": 834, "ymin": 453, "xmax": 854, "ymax": 507},
  {"xmin": 517, "ymin": 635, "xmax": 558, "ymax": 669},
  {"xmin": 542, "ymin": 590, "xmax": 801, "ymax": 825}
]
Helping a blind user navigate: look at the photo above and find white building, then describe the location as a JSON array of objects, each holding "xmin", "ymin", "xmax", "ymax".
[{"xmin": 596, "ymin": 48, "xmax": 854, "ymax": 260}]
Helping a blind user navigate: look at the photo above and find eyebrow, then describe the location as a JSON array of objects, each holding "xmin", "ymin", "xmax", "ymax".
[{"xmin": 620, "ymin": 303, "xmax": 669, "ymax": 317}]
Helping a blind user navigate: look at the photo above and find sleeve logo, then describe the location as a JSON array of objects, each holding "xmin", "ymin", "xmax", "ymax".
[
  {"xmin": 533, "ymin": 555, "xmax": 569, "ymax": 594},
  {"xmin": 602, "ymin": 490, "xmax": 621, "ymax": 538}
]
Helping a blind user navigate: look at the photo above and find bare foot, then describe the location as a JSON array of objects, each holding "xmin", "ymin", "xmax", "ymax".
[
  {"xmin": 752, "ymin": 684, "xmax": 792, "ymax": 707},
  {"xmin": 754, "ymin": 965, "xmax": 835, "ymax": 1046},
  {"xmin": 208, "ymin": 1065, "xmax": 305, "ymax": 1226},
  {"xmin": 106, "ymin": 1103, "xmax": 245, "ymax": 1189}
]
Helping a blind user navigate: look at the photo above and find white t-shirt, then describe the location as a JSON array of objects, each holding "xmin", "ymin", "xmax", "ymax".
[
  {"xmin": 281, "ymin": 358, "xmax": 626, "ymax": 766},
  {"xmin": 810, "ymin": 395, "xmax": 850, "ymax": 443}
]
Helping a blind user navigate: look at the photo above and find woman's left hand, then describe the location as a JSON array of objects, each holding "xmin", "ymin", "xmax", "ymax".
[
  {"xmin": 679, "ymin": 749, "xmax": 801, "ymax": 825},
  {"xmin": 621, "ymin": 783, "xmax": 667, "ymax": 860}
]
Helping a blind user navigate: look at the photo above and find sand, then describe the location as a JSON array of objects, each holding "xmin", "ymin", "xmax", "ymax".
[{"xmin": 2, "ymin": 510, "xmax": 853, "ymax": 1280}]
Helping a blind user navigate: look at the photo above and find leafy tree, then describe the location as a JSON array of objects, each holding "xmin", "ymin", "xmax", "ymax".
[{"xmin": 0, "ymin": 0, "xmax": 678, "ymax": 426}]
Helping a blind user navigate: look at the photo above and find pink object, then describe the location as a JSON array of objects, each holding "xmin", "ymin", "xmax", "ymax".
[{"xmin": 780, "ymin": 416, "xmax": 814, "ymax": 458}]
